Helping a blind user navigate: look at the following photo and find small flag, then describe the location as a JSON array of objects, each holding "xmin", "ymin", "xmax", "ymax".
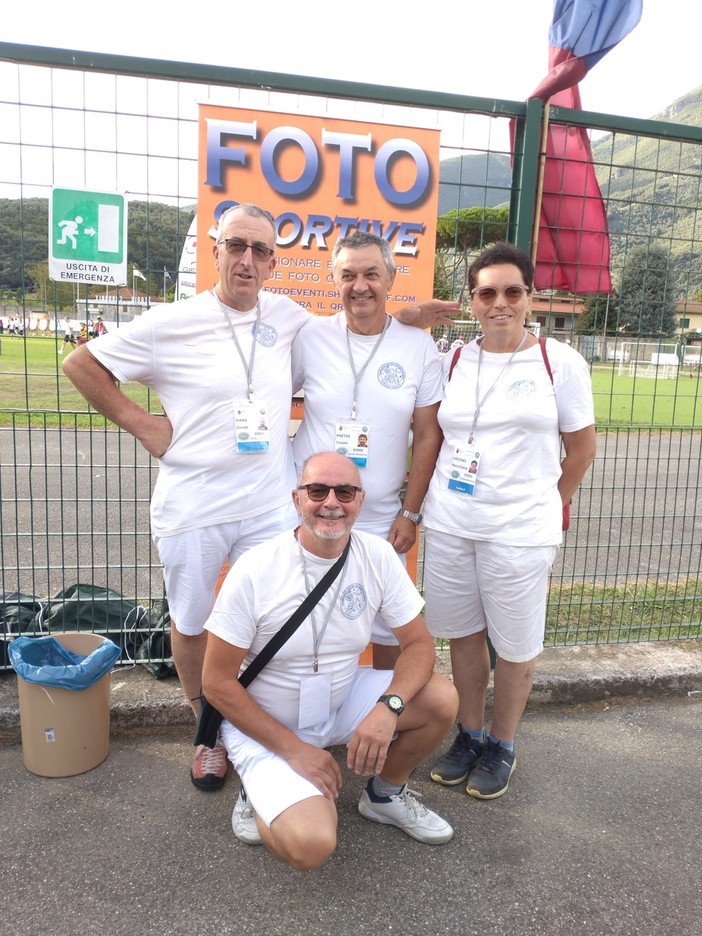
[
  {"xmin": 163, "ymin": 267, "xmax": 173, "ymax": 283},
  {"xmin": 133, "ymin": 267, "xmax": 146, "ymax": 281}
]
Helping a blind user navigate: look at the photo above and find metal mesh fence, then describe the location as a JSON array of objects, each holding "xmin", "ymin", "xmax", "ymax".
[{"xmin": 1, "ymin": 44, "xmax": 701, "ymax": 667}]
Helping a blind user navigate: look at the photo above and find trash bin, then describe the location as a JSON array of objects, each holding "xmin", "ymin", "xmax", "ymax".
[{"xmin": 9, "ymin": 632, "xmax": 121, "ymax": 777}]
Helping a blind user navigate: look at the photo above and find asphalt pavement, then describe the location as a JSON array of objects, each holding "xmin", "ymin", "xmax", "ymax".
[{"xmin": 1, "ymin": 643, "xmax": 701, "ymax": 936}]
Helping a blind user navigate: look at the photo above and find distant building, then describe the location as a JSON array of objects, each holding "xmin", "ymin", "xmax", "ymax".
[{"xmin": 530, "ymin": 294, "xmax": 585, "ymax": 337}]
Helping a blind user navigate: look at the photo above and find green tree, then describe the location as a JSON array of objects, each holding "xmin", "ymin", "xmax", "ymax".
[
  {"xmin": 435, "ymin": 206, "xmax": 509, "ymax": 304},
  {"xmin": 617, "ymin": 245, "xmax": 678, "ymax": 336},
  {"xmin": 432, "ymin": 251, "xmax": 456, "ymax": 303},
  {"xmin": 575, "ymin": 293, "xmax": 620, "ymax": 335},
  {"xmin": 26, "ymin": 260, "xmax": 76, "ymax": 310}
]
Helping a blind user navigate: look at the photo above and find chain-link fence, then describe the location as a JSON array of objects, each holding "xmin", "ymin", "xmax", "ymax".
[{"xmin": 1, "ymin": 43, "xmax": 701, "ymax": 667}]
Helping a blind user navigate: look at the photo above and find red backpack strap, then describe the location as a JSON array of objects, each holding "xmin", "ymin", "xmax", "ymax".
[
  {"xmin": 538, "ymin": 336, "xmax": 554, "ymax": 384},
  {"xmin": 448, "ymin": 345, "xmax": 462, "ymax": 381}
]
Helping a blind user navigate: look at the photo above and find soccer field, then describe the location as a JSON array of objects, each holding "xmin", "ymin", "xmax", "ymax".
[
  {"xmin": 590, "ymin": 364, "xmax": 702, "ymax": 427},
  {"xmin": 0, "ymin": 334, "xmax": 154, "ymax": 424},
  {"xmin": 1, "ymin": 335, "xmax": 702, "ymax": 428}
]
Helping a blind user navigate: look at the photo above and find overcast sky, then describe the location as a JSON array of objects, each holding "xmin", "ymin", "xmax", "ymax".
[{"xmin": 4, "ymin": 1, "xmax": 702, "ymax": 122}]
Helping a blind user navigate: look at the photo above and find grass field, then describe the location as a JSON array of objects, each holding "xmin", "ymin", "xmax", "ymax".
[
  {"xmin": 2, "ymin": 334, "xmax": 702, "ymax": 428},
  {"xmin": 0, "ymin": 334, "xmax": 157, "ymax": 425},
  {"xmin": 591, "ymin": 363, "xmax": 702, "ymax": 427},
  {"xmin": 545, "ymin": 578, "xmax": 702, "ymax": 644}
]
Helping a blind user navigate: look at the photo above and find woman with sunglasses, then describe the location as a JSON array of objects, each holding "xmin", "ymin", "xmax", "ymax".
[{"xmin": 422, "ymin": 242, "xmax": 596, "ymax": 801}]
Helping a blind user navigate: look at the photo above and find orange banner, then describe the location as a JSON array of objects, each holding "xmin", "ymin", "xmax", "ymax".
[{"xmin": 197, "ymin": 105, "xmax": 440, "ymax": 314}]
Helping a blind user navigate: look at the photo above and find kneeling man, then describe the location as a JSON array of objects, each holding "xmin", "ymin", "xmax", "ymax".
[{"xmin": 202, "ymin": 452, "xmax": 458, "ymax": 870}]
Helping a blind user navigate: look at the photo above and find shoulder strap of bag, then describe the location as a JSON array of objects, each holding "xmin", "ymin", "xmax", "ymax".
[
  {"xmin": 538, "ymin": 336, "xmax": 554, "ymax": 384},
  {"xmin": 238, "ymin": 535, "xmax": 351, "ymax": 688},
  {"xmin": 193, "ymin": 535, "xmax": 352, "ymax": 747},
  {"xmin": 539, "ymin": 337, "xmax": 574, "ymax": 531},
  {"xmin": 448, "ymin": 345, "xmax": 462, "ymax": 381}
]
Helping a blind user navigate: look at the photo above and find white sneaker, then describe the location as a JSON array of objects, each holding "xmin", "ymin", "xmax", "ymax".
[
  {"xmin": 232, "ymin": 788, "xmax": 262, "ymax": 845},
  {"xmin": 358, "ymin": 782, "xmax": 453, "ymax": 845}
]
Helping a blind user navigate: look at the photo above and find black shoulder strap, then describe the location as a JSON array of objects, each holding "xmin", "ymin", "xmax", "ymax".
[
  {"xmin": 194, "ymin": 535, "xmax": 352, "ymax": 747},
  {"xmin": 238, "ymin": 535, "xmax": 351, "ymax": 688}
]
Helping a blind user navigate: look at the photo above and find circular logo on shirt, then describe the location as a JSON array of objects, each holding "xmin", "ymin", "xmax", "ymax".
[
  {"xmin": 506, "ymin": 379, "xmax": 537, "ymax": 399},
  {"xmin": 377, "ymin": 362, "xmax": 406, "ymax": 389},
  {"xmin": 253, "ymin": 321, "xmax": 277, "ymax": 347},
  {"xmin": 341, "ymin": 583, "xmax": 367, "ymax": 619}
]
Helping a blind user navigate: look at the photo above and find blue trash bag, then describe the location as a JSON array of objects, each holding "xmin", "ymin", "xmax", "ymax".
[{"xmin": 8, "ymin": 634, "xmax": 121, "ymax": 690}]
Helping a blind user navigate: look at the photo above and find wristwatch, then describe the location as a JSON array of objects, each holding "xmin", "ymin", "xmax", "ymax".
[
  {"xmin": 377, "ymin": 694, "xmax": 405, "ymax": 715},
  {"xmin": 398, "ymin": 508, "xmax": 423, "ymax": 526}
]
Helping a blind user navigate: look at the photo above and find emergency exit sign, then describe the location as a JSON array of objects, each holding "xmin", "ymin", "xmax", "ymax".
[{"xmin": 49, "ymin": 188, "xmax": 128, "ymax": 285}]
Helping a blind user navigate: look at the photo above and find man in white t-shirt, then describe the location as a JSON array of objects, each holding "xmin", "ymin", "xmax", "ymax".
[
  {"xmin": 62, "ymin": 204, "xmax": 308, "ymax": 791},
  {"xmin": 292, "ymin": 233, "xmax": 443, "ymax": 669},
  {"xmin": 202, "ymin": 452, "xmax": 458, "ymax": 868}
]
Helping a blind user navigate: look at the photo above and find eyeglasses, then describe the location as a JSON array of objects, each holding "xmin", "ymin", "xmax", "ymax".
[
  {"xmin": 297, "ymin": 483, "xmax": 363, "ymax": 503},
  {"xmin": 218, "ymin": 238, "xmax": 275, "ymax": 262},
  {"xmin": 471, "ymin": 285, "xmax": 530, "ymax": 304}
]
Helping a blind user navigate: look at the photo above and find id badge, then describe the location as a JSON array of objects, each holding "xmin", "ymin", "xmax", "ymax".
[
  {"xmin": 233, "ymin": 400, "xmax": 271, "ymax": 454},
  {"xmin": 448, "ymin": 444, "xmax": 481, "ymax": 495},
  {"xmin": 334, "ymin": 419, "xmax": 370, "ymax": 469},
  {"xmin": 298, "ymin": 672, "xmax": 333, "ymax": 730}
]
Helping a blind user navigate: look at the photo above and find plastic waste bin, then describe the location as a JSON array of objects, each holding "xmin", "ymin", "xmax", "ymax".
[{"xmin": 9, "ymin": 632, "xmax": 121, "ymax": 777}]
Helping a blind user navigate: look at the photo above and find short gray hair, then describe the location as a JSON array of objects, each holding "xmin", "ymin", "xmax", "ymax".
[
  {"xmin": 216, "ymin": 203, "xmax": 276, "ymax": 241},
  {"xmin": 332, "ymin": 232, "xmax": 395, "ymax": 280},
  {"xmin": 297, "ymin": 452, "xmax": 363, "ymax": 488}
]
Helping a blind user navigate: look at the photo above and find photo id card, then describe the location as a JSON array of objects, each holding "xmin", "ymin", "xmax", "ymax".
[
  {"xmin": 334, "ymin": 420, "xmax": 370, "ymax": 468},
  {"xmin": 448, "ymin": 444, "xmax": 482, "ymax": 495},
  {"xmin": 298, "ymin": 672, "xmax": 333, "ymax": 730},
  {"xmin": 233, "ymin": 400, "xmax": 271, "ymax": 453}
]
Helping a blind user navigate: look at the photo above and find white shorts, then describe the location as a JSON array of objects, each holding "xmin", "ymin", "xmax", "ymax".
[
  {"xmin": 422, "ymin": 529, "xmax": 559, "ymax": 663},
  {"xmin": 153, "ymin": 502, "xmax": 298, "ymax": 635},
  {"xmin": 356, "ymin": 519, "xmax": 408, "ymax": 647},
  {"xmin": 220, "ymin": 668, "xmax": 393, "ymax": 828}
]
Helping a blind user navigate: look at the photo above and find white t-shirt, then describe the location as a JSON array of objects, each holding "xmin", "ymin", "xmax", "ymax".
[
  {"xmin": 291, "ymin": 313, "xmax": 443, "ymax": 529},
  {"xmin": 88, "ymin": 290, "xmax": 310, "ymax": 536},
  {"xmin": 423, "ymin": 337, "xmax": 594, "ymax": 546},
  {"xmin": 205, "ymin": 529, "xmax": 424, "ymax": 730}
]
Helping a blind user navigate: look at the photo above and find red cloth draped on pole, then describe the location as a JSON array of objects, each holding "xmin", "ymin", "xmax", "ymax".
[{"xmin": 525, "ymin": 0, "xmax": 642, "ymax": 294}]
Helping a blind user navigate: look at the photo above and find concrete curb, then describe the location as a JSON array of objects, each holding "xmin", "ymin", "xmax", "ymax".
[{"xmin": 1, "ymin": 639, "xmax": 701, "ymax": 741}]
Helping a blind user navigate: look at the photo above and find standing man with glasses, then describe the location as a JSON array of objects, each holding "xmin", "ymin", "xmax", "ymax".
[
  {"xmin": 63, "ymin": 204, "xmax": 458, "ymax": 793},
  {"xmin": 202, "ymin": 452, "xmax": 458, "ymax": 868},
  {"xmin": 292, "ymin": 232, "xmax": 444, "ymax": 669},
  {"xmin": 63, "ymin": 204, "xmax": 310, "ymax": 791}
]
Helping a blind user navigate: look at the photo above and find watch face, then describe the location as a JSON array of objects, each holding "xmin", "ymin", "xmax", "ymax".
[{"xmin": 379, "ymin": 693, "xmax": 404, "ymax": 713}]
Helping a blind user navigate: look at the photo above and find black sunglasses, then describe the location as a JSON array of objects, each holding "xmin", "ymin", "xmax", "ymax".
[{"xmin": 298, "ymin": 483, "xmax": 363, "ymax": 503}]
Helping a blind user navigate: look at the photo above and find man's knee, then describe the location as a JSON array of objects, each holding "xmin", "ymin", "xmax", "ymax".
[
  {"xmin": 268, "ymin": 802, "xmax": 337, "ymax": 870},
  {"xmin": 411, "ymin": 673, "xmax": 459, "ymax": 726},
  {"xmin": 278, "ymin": 826, "xmax": 337, "ymax": 871}
]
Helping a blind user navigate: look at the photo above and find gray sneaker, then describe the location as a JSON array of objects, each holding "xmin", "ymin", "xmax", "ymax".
[
  {"xmin": 466, "ymin": 740, "xmax": 517, "ymax": 800},
  {"xmin": 231, "ymin": 788, "xmax": 262, "ymax": 845},
  {"xmin": 358, "ymin": 780, "xmax": 453, "ymax": 844},
  {"xmin": 430, "ymin": 726, "xmax": 485, "ymax": 786}
]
